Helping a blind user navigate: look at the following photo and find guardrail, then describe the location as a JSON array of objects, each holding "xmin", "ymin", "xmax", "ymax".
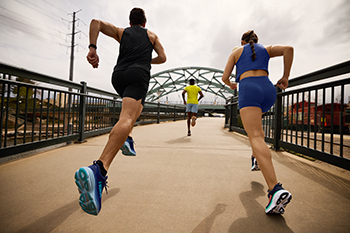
[
  {"xmin": 0, "ymin": 63, "xmax": 195, "ymax": 158},
  {"xmin": 225, "ymin": 60, "xmax": 350, "ymax": 171}
]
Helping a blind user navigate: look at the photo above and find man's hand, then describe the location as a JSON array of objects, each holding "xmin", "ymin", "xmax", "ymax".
[{"xmin": 86, "ymin": 48, "xmax": 99, "ymax": 68}]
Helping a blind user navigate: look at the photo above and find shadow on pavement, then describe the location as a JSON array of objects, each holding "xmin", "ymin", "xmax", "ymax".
[
  {"xmin": 272, "ymin": 151, "xmax": 350, "ymax": 201},
  {"xmin": 17, "ymin": 188, "xmax": 120, "ymax": 233},
  {"xmin": 228, "ymin": 181, "xmax": 293, "ymax": 233},
  {"xmin": 191, "ymin": 203, "xmax": 227, "ymax": 233},
  {"xmin": 165, "ymin": 136, "xmax": 192, "ymax": 144}
]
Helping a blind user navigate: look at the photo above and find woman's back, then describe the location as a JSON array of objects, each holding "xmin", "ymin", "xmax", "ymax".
[{"xmin": 235, "ymin": 43, "xmax": 270, "ymax": 82}]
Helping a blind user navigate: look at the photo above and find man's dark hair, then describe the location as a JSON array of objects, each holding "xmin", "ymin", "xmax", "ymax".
[
  {"xmin": 129, "ymin": 8, "xmax": 147, "ymax": 25},
  {"xmin": 189, "ymin": 78, "xmax": 195, "ymax": 85}
]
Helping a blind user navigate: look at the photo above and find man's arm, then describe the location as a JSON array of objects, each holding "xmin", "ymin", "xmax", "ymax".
[
  {"xmin": 89, "ymin": 19, "xmax": 123, "ymax": 43},
  {"xmin": 151, "ymin": 33, "xmax": 166, "ymax": 64},
  {"xmin": 198, "ymin": 91, "xmax": 204, "ymax": 102},
  {"xmin": 87, "ymin": 19, "xmax": 124, "ymax": 68},
  {"xmin": 182, "ymin": 90, "xmax": 187, "ymax": 105}
]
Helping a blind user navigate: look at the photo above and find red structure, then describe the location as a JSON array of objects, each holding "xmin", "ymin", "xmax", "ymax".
[{"xmin": 285, "ymin": 101, "xmax": 349, "ymax": 133}]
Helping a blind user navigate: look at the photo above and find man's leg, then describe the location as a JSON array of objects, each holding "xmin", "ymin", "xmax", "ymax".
[
  {"xmin": 187, "ymin": 112, "xmax": 192, "ymax": 135},
  {"xmin": 74, "ymin": 97, "xmax": 143, "ymax": 215},
  {"xmin": 98, "ymin": 97, "xmax": 143, "ymax": 170},
  {"xmin": 191, "ymin": 112, "xmax": 198, "ymax": 127},
  {"xmin": 187, "ymin": 112, "xmax": 192, "ymax": 131}
]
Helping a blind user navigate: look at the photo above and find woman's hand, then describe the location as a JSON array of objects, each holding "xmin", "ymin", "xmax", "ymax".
[
  {"xmin": 229, "ymin": 82, "xmax": 237, "ymax": 90},
  {"xmin": 276, "ymin": 76, "xmax": 288, "ymax": 89}
]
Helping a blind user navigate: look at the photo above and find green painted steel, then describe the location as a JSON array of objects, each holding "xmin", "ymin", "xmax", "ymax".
[{"xmin": 147, "ymin": 67, "xmax": 235, "ymax": 101}]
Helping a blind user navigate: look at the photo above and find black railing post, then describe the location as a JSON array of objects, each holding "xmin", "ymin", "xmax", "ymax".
[
  {"xmin": 113, "ymin": 97, "xmax": 117, "ymax": 125},
  {"xmin": 272, "ymin": 87, "xmax": 282, "ymax": 151},
  {"xmin": 229, "ymin": 96, "xmax": 238, "ymax": 132},
  {"xmin": 157, "ymin": 102, "xmax": 160, "ymax": 124},
  {"xmin": 225, "ymin": 104, "xmax": 229, "ymax": 127},
  {"xmin": 173, "ymin": 105, "xmax": 176, "ymax": 121},
  {"xmin": 77, "ymin": 81, "xmax": 87, "ymax": 143}
]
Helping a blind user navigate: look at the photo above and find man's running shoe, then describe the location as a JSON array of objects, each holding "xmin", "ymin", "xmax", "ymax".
[
  {"xmin": 251, "ymin": 155, "xmax": 260, "ymax": 171},
  {"xmin": 120, "ymin": 137, "xmax": 136, "ymax": 156},
  {"xmin": 265, "ymin": 183, "xmax": 292, "ymax": 214},
  {"xmin": 187, "ymin": 130, "xmax": 191, "ymax": 136},
  {"xmin": 191, "ymin": 116, "xmax": 197, "ymax": 127},
  {"xmin": 75, "ymin": 161, "xmax": 108, "ymax": 215}
]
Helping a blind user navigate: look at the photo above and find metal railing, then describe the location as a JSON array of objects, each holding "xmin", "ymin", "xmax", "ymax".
[
  {"xmin": 225, "ymin": 60, "xmax": 350, "ymax": 171},
  {"xmin": 0, "ymin": 63, "xmax": 195, "ymax": 158}
]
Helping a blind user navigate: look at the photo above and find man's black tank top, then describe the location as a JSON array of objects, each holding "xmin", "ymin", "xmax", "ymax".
[{"xmin": 115, "ymin": 25, "xmax": 154, "ymax": 72}]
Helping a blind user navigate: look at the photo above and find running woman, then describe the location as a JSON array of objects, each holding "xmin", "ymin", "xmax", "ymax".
[
  {"xmin": 222, "ymin": 30, "xmax": 294, "ymax": 214},
  {"xmin": 75, "ymin": 8, "xmax": 166, "ymax": 215}
]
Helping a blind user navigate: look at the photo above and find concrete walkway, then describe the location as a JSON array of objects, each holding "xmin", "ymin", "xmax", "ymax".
[{"xmin": 1, "ymin": 118, "xmax": 350, "ymax": 233}]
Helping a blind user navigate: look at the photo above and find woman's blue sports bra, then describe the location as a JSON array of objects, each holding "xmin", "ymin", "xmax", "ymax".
[{"xmin": 235, "ymin": 43, "xmax": 270, "ymax": 82}]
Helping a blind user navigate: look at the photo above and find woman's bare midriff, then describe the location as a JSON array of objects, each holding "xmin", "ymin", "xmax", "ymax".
[{"xmin": 240, "ymin": 70, "xmax": 268, "ymax": 82}]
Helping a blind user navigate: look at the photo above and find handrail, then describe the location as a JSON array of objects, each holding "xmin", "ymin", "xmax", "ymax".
[
  {"xmin": 0, "ymin": 63, "xmax": 82, "ymax": 90},
  {"xmin": 0, "ymin": 62, "xmax": 200, "ymax": 159},
  {"xmin": 288, "ymin": 60, "xmax": 350, "ymax": 87}
]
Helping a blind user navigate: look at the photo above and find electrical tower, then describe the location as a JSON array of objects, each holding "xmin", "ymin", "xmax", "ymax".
[
  {"xmin": 67, "ymin": 10, "xmax": 81, "ymax": 140},
  {"xmin": 68, "ymin": 10, "xmax": 81, "ymax": 83}
]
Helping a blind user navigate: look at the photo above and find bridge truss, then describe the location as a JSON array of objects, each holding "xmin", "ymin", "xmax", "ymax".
[{"xmin": 147, "ymin": 67, "xmax": 235, "ymax": 102}]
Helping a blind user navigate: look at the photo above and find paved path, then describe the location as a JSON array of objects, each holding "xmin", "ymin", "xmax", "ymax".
[{"xmin": 1, "ymin": 118, "xmax": 350, "ymax": 233}]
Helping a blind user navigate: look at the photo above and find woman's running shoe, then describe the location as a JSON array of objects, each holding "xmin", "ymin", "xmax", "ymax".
[
  {"xmin": 265, "ymin": 183, "xmax": 292, "ymax": 214},
  {"xmin": 251, "ymin": 155, "xmax": 260, "ymax": 171}
]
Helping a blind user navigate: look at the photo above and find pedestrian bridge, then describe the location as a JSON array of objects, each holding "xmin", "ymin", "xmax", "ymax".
[{"xmin": 1, "ymin": 118, "xmax": 350, "ymax": 232}]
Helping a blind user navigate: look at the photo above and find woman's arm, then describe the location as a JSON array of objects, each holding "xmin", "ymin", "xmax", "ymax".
[
  {"xmin": 222, "ymin": 51, "xmax": 238, "ymax": 90},
  {"xmin": 268, "ymin": 45, "xmax": 294, "ymax": 89}
]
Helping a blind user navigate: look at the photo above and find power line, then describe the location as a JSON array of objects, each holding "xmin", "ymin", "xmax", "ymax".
[
  {"xmin": 42, "ymin": 0, "xmax": 68, "ymax": 14},
  {"xmin": 0, "ymin": 6, "xmax": 66, "ymax": 39},
  {"xmin": 0, "ymin": 13, "xmax": 65, "ymax": 42},
  {"xmin": 14, "ymin": 0, "xmax": 68, "ymax": 25}
]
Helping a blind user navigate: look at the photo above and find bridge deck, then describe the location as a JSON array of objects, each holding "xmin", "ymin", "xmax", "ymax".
[{"xmin": 1, "ymin": 118, "xmax": 350, "ymax": 233}]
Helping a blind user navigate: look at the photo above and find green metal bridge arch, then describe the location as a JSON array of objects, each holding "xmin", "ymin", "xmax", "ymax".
[{"xmin": 147, "ymin": 67, "xmax": 235, "ymax": 102}]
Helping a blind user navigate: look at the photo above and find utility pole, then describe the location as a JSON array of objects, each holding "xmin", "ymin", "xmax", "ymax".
[
  {"xmin": 69, "ymin": 11, "xmax": 76, "ymax": 83},
  {"xmin": 67, "ymin": 10, "xmax": 81, "ymax": 141},
  {"xmin": 68, "ymin": 10, "xmax": 81, "ymax": 83}
]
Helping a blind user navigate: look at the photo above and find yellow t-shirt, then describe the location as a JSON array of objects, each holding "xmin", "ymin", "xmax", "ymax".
[{"xmin": 184, "ymin": 85, "xmax": 201, "ymax": 104}]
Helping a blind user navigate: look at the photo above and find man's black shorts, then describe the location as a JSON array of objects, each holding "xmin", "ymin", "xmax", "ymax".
[{"xmin": 111, "ymin": 68, "xmax": 150, "ymax": 106}]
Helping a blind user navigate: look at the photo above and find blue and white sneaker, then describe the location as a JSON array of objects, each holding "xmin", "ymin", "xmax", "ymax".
[
  {"xmin": 251, "ymin": 155, "xmax": 260, "ymax": 171},
  {"xmin": 265, "ymin": 183, "xmax": 292, "ymax": 214},
  {"xmin": 120, "ymin": 137, "xmax": 136, "ymax": 156},
  {"xmin": 75, "ymin": 161, "xmax": 108, "ymax": 215}
]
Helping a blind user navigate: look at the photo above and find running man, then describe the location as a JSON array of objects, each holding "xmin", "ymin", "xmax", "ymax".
[
  {"xmin": 74, "ymin": 8, "xmax": 166, "ymax": 215},
  {"xmin": 182, "ymin": 78, "xmax": 204, "ymax": 136}
]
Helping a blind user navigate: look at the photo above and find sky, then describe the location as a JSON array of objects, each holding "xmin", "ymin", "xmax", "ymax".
[{"xmin": 0, "ymin": 0, "xmax": 349, "ymax": 103}]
